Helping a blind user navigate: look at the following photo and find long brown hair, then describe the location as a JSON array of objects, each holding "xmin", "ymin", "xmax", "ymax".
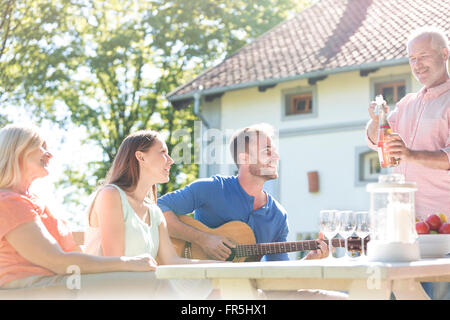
[{"xmin": 103, "ymin": 130, "xmax": 159, "ymax": 203}]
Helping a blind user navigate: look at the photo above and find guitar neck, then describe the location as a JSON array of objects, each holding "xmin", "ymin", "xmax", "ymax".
[{"xmin": 234, "ymin": 238, "xmax": 345, "ymax": 257}]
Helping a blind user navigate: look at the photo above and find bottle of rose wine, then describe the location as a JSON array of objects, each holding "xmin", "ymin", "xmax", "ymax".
[{"xmin": 375, "ymin": 95, "xmax": 399, "ymax": 168}]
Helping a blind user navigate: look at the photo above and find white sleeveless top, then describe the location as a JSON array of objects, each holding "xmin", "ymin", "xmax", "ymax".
[{"xmin": 84, "ymin": 184, "xmax": 164, "ymax": 258}]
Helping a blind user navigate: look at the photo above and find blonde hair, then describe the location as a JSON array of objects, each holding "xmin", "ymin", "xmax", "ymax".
[{"xmin": 0, "ymin": 124, "xmax": 44, "ymax": 189}]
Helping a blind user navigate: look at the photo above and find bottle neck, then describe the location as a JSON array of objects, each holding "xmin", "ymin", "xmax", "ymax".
[{"xmin": 377, "ymin": 105, "xmax": 388, "ymax": 125}]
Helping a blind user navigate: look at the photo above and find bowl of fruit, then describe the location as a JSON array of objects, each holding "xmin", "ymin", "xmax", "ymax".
[{"xmin": 416, "ymin": 213, "xmax": 450, "ymax": 259}]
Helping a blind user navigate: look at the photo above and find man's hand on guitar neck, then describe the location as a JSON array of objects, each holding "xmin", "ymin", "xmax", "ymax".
[{"xmin": 303, "ymin": 239, "xmax": 329, "ymax": 260}]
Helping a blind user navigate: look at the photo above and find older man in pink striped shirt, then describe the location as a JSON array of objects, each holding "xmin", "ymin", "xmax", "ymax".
[{"xmin": 366, "ymin": 26, "xmax": 450, "ymax": 220}]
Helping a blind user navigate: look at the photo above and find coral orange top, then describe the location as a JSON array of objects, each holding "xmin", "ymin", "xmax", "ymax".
[{"xmin": 0, "ymin": 191, "xmax": 76, "ymax": 287}]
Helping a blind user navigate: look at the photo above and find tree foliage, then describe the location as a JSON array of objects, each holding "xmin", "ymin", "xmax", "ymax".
[
  {"xmin": 0, "ymin": 114, "xmax": 9, "ymax": 127},
  {"xmin": 1, "ymin": 0, "xmax": 313, "ymax": 208},
  {"xmin": 0, "ymin": 0, "xmax": 72, "ymax": 107}
]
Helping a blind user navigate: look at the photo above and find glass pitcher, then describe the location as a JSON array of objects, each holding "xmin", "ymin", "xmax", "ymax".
[{"xmin": 366, "ymin": 174, "xmax": 420, "ymax": 261}]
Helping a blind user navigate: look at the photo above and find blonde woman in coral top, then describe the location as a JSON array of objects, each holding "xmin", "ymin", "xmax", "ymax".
[{"xmin": 0, "ymin": 124, "xmax": 175, "ymax": 298}]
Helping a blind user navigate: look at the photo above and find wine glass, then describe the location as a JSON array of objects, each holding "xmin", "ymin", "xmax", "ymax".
[
  {"xmin": 338, "ymin": 210, "xmax": 356, "ymax": 259},
  {"xmin": 319, "ymin": 210, "xmax": 338, "ymax": 260},
  {"xmin": 355, "ymin": 211, "xmax": 370, "ymax": 260}
]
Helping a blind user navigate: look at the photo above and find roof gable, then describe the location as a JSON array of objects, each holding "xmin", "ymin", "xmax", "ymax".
[{"xmin": 168, "ymin": 0, "xmax": 449, "ymax": 101}]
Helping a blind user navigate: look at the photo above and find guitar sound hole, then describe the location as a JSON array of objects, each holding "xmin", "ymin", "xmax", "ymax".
[{"xmin": 227, "ymin": 249, "xmax": 235, "ymax": 261}]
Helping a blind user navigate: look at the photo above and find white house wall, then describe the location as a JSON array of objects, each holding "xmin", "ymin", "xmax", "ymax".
[{"xmin": 280, "ymin": 130, "xmax": 369, "ymax": 233}]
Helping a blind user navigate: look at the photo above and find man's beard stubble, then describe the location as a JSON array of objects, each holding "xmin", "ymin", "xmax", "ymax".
[{"xmin": 248, "ymin": 163, "xmax": 278, "ymax": 181}]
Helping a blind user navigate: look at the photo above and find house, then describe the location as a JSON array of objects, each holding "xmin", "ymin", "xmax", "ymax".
[{"xmin": 165, "ymin": 0, "xmax": 449, "ymax": 249}]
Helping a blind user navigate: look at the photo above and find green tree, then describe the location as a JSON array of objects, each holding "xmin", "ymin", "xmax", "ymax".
[
  {"xmin": 0, "ymin": 114, "xmax": 9, "ymax": 127},
  {"xmin": 0, "ymin": 0, "xmax": 73, "ymax": 124},
  {"xmin": 1, "ymin": 0, "xmax": 313, "ymax": 209},
  {"xmin": 0, "ymin": 0, "xmax": 14, "ymax": 60}
]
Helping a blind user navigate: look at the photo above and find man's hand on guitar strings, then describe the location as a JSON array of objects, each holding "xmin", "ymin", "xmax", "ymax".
[{"xmin": 201, "ymin": 233, "xmax": 236, "ymax": 261}]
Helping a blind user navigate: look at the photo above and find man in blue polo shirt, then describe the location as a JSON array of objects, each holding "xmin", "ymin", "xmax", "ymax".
[{"xmin": 158, "ymin": 123, "xmax": 328, "ymax": 262}]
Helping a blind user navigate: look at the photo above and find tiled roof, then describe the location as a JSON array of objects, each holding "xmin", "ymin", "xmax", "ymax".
[{"xmin": 168, "ymin": 0, "xmax": 449, "ymax": 102}]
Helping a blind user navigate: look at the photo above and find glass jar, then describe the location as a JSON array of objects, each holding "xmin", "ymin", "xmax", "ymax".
[{"xmin": 366, "ymin": 174, "xmax": 420, "ymax": 261}]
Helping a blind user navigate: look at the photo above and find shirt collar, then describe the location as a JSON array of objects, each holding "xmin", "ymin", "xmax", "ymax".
[
  {"xmin": 234, "ymin": 175, "xmax": 271, "ymax": 214},
  {"xmin": 234, "ymin": 175, "xmax": 254, "ymax": 201},
  {"xmin": 419, "ymin": 78, "xmax": 450, "ymax": 99}
]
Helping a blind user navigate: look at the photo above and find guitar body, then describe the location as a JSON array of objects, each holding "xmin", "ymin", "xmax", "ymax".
[{"xmin": 171, "ymin": 215, "xmax": 257, "ymax": 262}]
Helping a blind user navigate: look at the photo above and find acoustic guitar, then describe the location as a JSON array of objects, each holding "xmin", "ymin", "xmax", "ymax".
[{"xmin": 170, "ymin": 215, "xmax": 368, "ymax": 262}]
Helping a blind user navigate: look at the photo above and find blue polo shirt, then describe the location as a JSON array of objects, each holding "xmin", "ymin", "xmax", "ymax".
[{"xmin": 157, "ymin": 175, "xmax": 289, "ymax": 261}]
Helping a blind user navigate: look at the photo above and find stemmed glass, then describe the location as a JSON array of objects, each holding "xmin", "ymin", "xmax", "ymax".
[
  {"xmin": 355, "ymin": 211, "xmax": 370, "ymax": 260},
  {"xmin": 319, "ymin": 210, "xmax": 338, "ymax": 260},
  {"xmin": 338, "ymin": 210, "xmax": 356, "ymax": 259}
]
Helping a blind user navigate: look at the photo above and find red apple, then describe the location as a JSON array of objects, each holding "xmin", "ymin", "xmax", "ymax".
[
  {"xmin": 438, "ymin": 223, "xmax": 450, "ymax": 234},
  {"xmin": 425, "ymin": 214, "xmax": 442, "ymax": 231},
  {"xmin": 416, "ymin": 221, "xmax": 430, "ymax": 234}
]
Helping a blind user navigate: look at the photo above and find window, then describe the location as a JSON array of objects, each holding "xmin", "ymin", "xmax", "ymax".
[
  {"xmin": 282, "ymin": 86, "xmax": 317, "ymax": 120},
  {"xmin": 286, "ymin": 93, "xmax": 313, "ymax": 115},
  {"xmin": 355, "ymin": 146, "xmax": 390, "ymax": 186},
  {"xmin": 374, "ymin": 81, "xmax": 406, "ymax": 106},
  {"xmin": 361, "ymin": 151, "xmax": 381, "ymax": 181}
]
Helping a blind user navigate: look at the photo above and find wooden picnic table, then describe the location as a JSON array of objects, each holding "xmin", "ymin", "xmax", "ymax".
[{"xmin": 156, "ymin": 257, "xmax": 450, "ymax": 300}]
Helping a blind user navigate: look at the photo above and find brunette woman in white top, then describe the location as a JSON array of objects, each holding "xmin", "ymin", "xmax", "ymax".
[{"xmin": 84, "ymin": 130, "xmax": 216, "ymax": 299}]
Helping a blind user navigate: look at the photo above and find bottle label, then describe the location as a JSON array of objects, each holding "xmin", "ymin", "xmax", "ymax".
[
  {"xmin": 377, "ymin": 147, "xmax": 384, "ymax": 164},
  {"xmin": 379, "ymin": 125, "xmax": 390, "ymax": 129}
]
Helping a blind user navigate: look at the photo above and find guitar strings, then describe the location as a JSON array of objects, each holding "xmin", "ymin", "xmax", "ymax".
[{"xmin": 234, "ymin": 238, "xmax": 361, "ymax": 257}]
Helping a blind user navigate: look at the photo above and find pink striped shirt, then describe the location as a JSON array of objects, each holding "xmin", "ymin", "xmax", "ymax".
[{"xmin": 367, "ymin": 79, "xmax": 450, "ymax": 219}]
